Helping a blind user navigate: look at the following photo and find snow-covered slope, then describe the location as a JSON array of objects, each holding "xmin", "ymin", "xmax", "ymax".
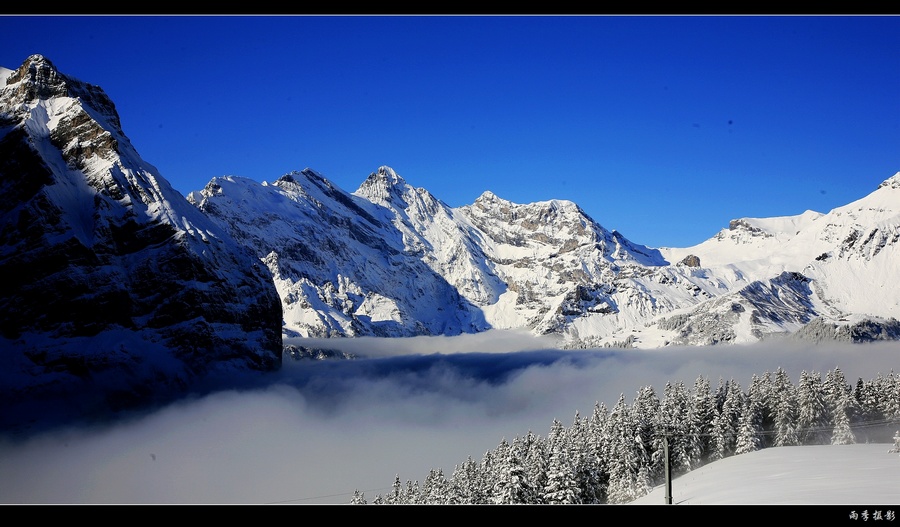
[
  {"xmin": 0, "ymin": 55, "xmax": 282, "ymax": 426},
  {"xmin": 630, "ymin": 443, "xmax": 900, "ymax": 505}
]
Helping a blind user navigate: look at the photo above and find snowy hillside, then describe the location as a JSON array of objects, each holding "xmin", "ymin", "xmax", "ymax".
[{"xmin": 630, "ymin": 443, "xmax": 900, "ymax": 505}]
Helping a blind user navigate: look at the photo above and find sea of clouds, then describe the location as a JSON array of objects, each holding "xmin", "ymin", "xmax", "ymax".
[{"xmin": 1, "ymin": 330, "xmax": 897, "ymax": 504}]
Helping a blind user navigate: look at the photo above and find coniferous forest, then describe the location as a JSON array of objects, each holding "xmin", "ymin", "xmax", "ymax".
[{"xmin": 353, "ymin": 367, "xmax": 900, "ymax": 504}]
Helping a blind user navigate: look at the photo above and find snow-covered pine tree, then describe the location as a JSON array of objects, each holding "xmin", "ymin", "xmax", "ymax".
[
  {"xmin": 773, "ymin": 368, "xmax": 800, "ymax": 447},
  {"xmin": 586, "ymin": 401, "xmax": 611, "ymax": 503},
  {"xmin": 350, "ymin": 489, "xmax": 367, "ymax": 504},
  {"xmin": 449, "ymin": 456, "xmax": 483, "ymax": 504},
  {"xmin": 567, "ymin": 411, "xmax": 605, "ymax": 504},
  {"xmin": 875, "ymin": 370, "xmax": 900, "ymax": 422},
  {"xmin": 710, "ymin": 379, "xmax": 743, "ymax": 460},
  {"xmin": 542, "ymin": 419, "xmax": 581, "ymax": 504},
  {"xmin": 493, "ymin": 438, "xmax": 533, "ymax": 504},
  {"xmin": 631, "ymin": 385, "xmax": 660, "ymax": 482},
  {"xmin": 520, "ymin": 430, "xmax": 548, "ymax": 504},
  {"xmin": 656, "ymin": 381, "xmax": 692, "ymax": 474},
  {"xmin": 826, "ymin": 367, "xmax": 857, "ymax": 446},
  {"xmin": 797, "ymin": 370, "xmax": 829, "ymax": 445},
  {"xmin": 605, "ymin": 393, "xmax": 652, "ymax": 503},
  {"xmin": 384, "ymin": 474, "xmax": 404, "ymax": 504},
  {"xmin": 421, "ymin": 468, "xmax": 448, "ymax": 504},
  {"xmin": 687, "ymin": 375, "xmax": 714, "ymax": 466},
  {"xmin": 748, "ymin": 371, "xmax": 776, "ymax": 449},
  {"xmin": 405, "ymin": 479, "xmax": 419, "ymax": 504},
  {"xmin": 831, "ymin": 393, "xmax": 857, "ymax": 445},
  {"xmin": 735, "ymin": 397, "xmax": 763, "ymax": 455}
]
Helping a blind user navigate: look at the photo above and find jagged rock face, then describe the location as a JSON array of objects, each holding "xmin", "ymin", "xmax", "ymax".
[
  {"xmin": 0, "ymin": 55, "xmax": 282, "ymax": 423},
  {"xmin": 457, "ymin": 191, "xmax": 670, "ymax": 333}
]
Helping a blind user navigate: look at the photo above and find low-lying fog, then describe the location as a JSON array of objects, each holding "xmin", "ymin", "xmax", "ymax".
[{"xmin": 1, "ymin": 330, "xmax": 897, "ymax": 504}]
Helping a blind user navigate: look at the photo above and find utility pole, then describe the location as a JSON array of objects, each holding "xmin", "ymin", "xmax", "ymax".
[{"xmin": 663, "ymin": 434, "xmax": 673, "ymax": 504}]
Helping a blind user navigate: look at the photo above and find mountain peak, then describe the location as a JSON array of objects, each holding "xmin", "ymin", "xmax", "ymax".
[
  {"xmin": 2, "ymin": 54, "xmax": 124, "ymax": 134},
  {"xmin": 355, "ymin": 165, "xmax": 409, "ymax": 203},
  {"xmin": 5, "ymin": 54, "xmax": 68, "ymax": 100},
  {"xmin": 374, "ymin": 165, "xmax": 405, "ymax": 186},
  {"xmin": 23, "ymin": 53, "xmax": 53, "ymax": 68},
  {"xmin": 475, "ymin": 190, "xmax": 501, "ymax": 203}
]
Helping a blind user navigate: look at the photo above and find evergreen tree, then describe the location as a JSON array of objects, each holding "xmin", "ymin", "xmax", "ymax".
[
  {"xmin": 542, "ymin": 419, "xmax": 580, "ymax": 504},
  {"xmin": 710, "ymin": 379, "xmax": 743, "ymax": 460},
  {"xmin": 831, "ymin": 391, "xmax": 857, "ymax": 445},
  {"xmin": 797, "ymin": 370, "xmax": 829, "ymax": 445},
  {"xmin": 567, "ymin": 411, "xmax": 605, "ymax": 504},
  {"xmin": 826, "ymin": 367, "xmax": 857, "ymax": 445},
  {"xmin": 631, "ymin": 386, "xmax": 660, "ymax": 481},
  {"xmin": 748, "ymin": 371, "xmax": 776, "ymax": 449},
  {"xmin": 493, "ymin": 438, "xmax": 533, "ymax": 504},
  {"xmin": 350, "ymin": 489, "xmax": 367, "ymax": 504},
  {"xmin": 421, "ymin": 468, "xmax": 448, "ymax": 504},
  {"xmin": 606, "ymin": 393, "xmax": 651, "ymax": 503},
  {"xmin": 405, "ymin": 479, "xmax": 419, "ymax": 504},
  {"xmin": 449, "ymin": 456, "xmax": 483, "ymax": 504},
  {"xmin": 520, "ymin": 430, "xmax": 548, "ymax": 504},
  {"xmin": 687, "ymin": 375, "xmax": 714, "ymax": 466},
  {"xmin": 384, "ymin": 474, "xmax": 404, "ymax": 504},
  {"xmin": 735, "ymin": 398, "xmax": 763, "ymax": 455},
  {"xmin": 478, "ymin": 447, "xmax": 501, "ymax": 503},
  {"xmin": 657, "ymin": 381, "xmax": 691, "ymax": 473},
  {"xmin": 587, "ymin": 401, "xmax": 611, "ymax": 503},
  {"xmin": 876, "ymin": 371, "xmax": 900, "ymax": 422},
  {"xmin": 773, "ymin": 368, "xmax": 800, "ymax": 447}
]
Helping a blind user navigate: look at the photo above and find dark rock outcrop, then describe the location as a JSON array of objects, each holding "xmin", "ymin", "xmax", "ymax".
[{"xmin": 679, "ymin": 254, "xmax": 701, "ymax": 267}]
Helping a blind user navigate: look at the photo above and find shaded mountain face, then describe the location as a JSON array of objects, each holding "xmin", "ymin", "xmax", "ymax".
[{"xmin": 0, "ymin": 55, "xmax": 282, "ymax": 426}]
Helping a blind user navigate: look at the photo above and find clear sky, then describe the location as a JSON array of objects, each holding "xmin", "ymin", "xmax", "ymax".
[{"xmin": 2, "ymin": 15, "xmax": 898, "ymax": 248}]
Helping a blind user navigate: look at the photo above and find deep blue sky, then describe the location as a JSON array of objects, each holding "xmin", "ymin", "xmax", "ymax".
[{"xmin": 2, "ymin": 15, "xmax": 898, "ymax": 248}]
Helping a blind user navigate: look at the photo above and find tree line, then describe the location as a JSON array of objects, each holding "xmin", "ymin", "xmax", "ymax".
[{"xmin": 352, "ymin": 367, "xmax": 899, "ymax": 504}]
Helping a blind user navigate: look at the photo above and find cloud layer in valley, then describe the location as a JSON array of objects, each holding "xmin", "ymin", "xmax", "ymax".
[{"xmin": 1, "ymin": 332, "xmax": 897, "ymax": 504}]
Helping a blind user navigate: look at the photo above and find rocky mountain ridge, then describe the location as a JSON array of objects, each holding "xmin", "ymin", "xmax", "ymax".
[{"xmin": 192, "ymin": 161, "xmax": 900, "ymax": 348}]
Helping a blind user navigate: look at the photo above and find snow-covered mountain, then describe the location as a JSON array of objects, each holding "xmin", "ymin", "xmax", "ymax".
[
  {"xmin": 190, "ymin": 158, "xmax": 900, "ymax": 348},
  {"xmin": 3, "ymin": 52, "xmax": 898, "ymax": 425},
  {"xmin": 656, "ymin": 173, "xmax": 900, "ymax": 346},
  {"xmin": 188, "ymin": 167, "xmax": 488, "ymax": 338},
  {"xmin": 0, "ymin": 55, "xmax": 282, "ymax": 425}
]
